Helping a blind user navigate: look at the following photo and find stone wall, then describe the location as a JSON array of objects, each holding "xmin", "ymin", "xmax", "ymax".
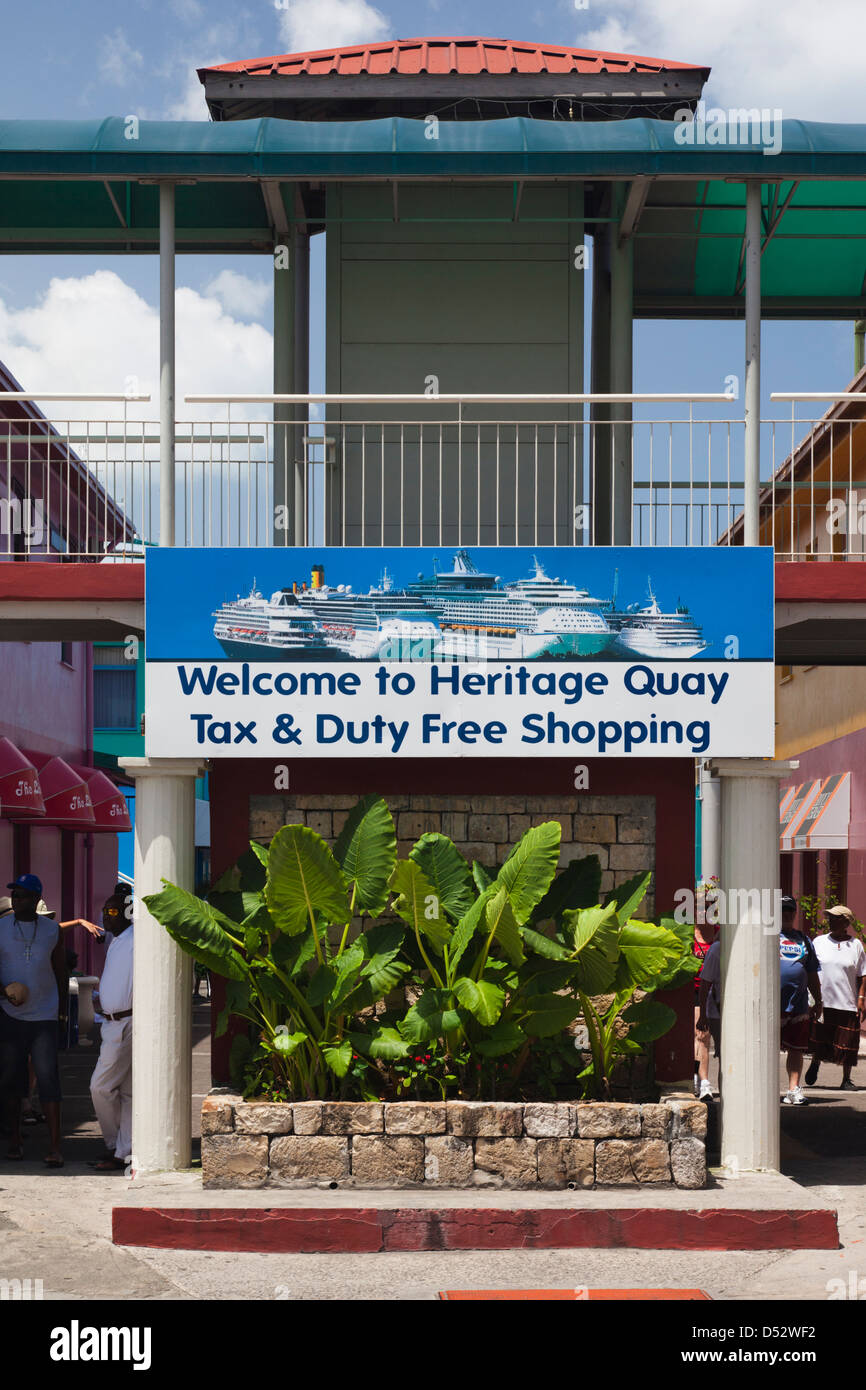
[
  {"xmin": 250, "ymin": 792, "xmax": 656, "ymax": 916},
  {"xmin": 201, "ymin": 1095, "xmax": 705, "ymax": 1190}
]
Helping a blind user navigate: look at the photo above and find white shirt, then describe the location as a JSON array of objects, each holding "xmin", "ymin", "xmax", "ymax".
[
  {"xmin": 98, "ymin": 927, "xmax": 134, "ymax": 1016},
  {"xmin": 812, "ymin": 932, "xmax": 866, "ymax": 1012}
]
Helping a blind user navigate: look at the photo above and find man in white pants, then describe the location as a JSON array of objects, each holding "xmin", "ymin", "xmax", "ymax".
[{"xmin": 89, "ymin": 888, "xmax": 133, "ymax": 1172}]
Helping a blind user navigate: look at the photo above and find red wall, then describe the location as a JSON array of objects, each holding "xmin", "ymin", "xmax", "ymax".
[
  {"xmin": 209, "ymin": 757, "xmax": 696, "ymax": 1086},
  {"xmin": 781, "ymin": 729, "xmax": 866, "ymax": 926}
]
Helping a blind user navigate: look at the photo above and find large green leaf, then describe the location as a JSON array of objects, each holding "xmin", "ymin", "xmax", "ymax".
[
  {"xmin": 363, "ymin": 955, "xmax": 410, "ymax": 995},
  {"xmin": 480, "ymin": 888, "xmax": 525, "ymax": 967},
  {"xmin": 651, "ymin": 917, "xmax": 702, "ymax": 990},
  {"xmin": 472, "ymin": 861, "xmax": 493, "ymax": 894},
  {"xmin": 493, "ymin": 821, "xmax": 562, "ymax": 923},
  {"xmin": 360, "ymin": 921, "xmax": 409, "ymax": 994},
  {"xmin": 621, "ymin": 998, "xmax": 678, "ymax": 1044},
  {"xmin": 521, "ymin": 992, "xmax": 583, "ymax": 1037},
  {"xmin": 474, "ymin": 1020, "xmax": 526, "ymax": 1057},
  {"xmin": 562, "ymin": 903, "xmax": 621, "ymax": 994},
  {"xmin": 390, "ymin": 859, "xmax": 451, "ymax": 953},
  {"xmin": 617, "ymin": 919, "xmax": 683, "ymax": 988},
  {"xmin": 273, "ymin": 1029, "xmax": 307, "ymax": 1057},
  {"xmin": 521, "ymin": 926, "xmax": 569, "ymax": 961},
  {"xmin": 449, "ymin": 887, "xmax": 494, "ymax": 973},
  {"xmin": 368, "ymin": 1027, "xmax": 410, "ymax": 1061},
  {"xmin": 322, "ymin": 1039, "xmax": 353, "ymax": 1077},
  {"xmin": 399, "ymin": 989, "xmax": 464, "ymax": 1043},
  {"xmin": 453, "ymin": 977, "xmax": 504, "ymax": 1026},
  {"xmin": 409, "ymin": 833, "xmax": 475, "ymax": 922},
  {"xmin": 333, "ymin": 795, "xmax": 397, "ymax": 917},
  {"xmin": 265, "ymin": 824, "xmax": 350, "ymax": 935},
  {"xmin": 531, "ymin": 854, "xmax": 602, "ymax": 924},
  {"xmin": 143, "ymin": 883, "xmax": 248, "ymax": 981},
  {"xmin": 215, "ymin": 977, "xmax": 252, "ymax": 1037},
  {"xmin": 604, "ymin": 871, "xmax": 653, "ymax": 927},
  {"xmin": 307, "ymin": 963, "xmax": 337, "ymax": 1007}
]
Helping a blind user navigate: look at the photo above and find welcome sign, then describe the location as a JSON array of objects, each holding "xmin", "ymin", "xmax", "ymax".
[{"xmin": 144, "ymin": 546, "xmax": 774, "ymax": 759}]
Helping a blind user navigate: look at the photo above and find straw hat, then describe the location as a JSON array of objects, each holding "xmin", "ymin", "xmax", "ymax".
[{"xmin": 826, "ymin": 904, "xmax": 856, "ymax": 923}]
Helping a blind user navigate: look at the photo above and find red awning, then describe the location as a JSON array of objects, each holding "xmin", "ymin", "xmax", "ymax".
[
  {"xmin": 71, "ymin": 764, "xmax": 132, "ymax": 833},
  {"xmin": 18, "ymin": 751, "xmax": 95, "ymax": 828},
  {"xmin": 0, "ymin": 737, "xmax": 44, "ymax": 817}
]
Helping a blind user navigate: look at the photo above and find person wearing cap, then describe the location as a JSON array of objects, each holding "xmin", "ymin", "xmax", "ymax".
[
  {"xmin": 0, "ymin": 874, "xmax": 67, "ymax": 1165},
  {"xmin": 88, "ymin": 887, "xmax": 134, "ymax": 1171},
  {"xmin": 779, "ymin": 894, "xmax": 823, "ymax": 1106},
  {"xmin": 805, "ymin": 906, "xmax": 866, "ymax": 1091}
]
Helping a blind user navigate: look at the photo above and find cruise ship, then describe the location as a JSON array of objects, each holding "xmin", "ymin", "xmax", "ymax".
[
  {"xmin": 212, "ymin": 584, "xmax": 333, "ymax": 659},
  {"xmin": 608, "ymin": 583, "xmax": 708, "ymax": 659}
]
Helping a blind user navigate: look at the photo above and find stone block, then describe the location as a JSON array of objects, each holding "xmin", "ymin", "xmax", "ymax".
[
  {"xmin": 530, "ymin": 815, "xmax": 571, "ymax": 838},
  {"xmin": 398, "ymin": 812, "xmax": 441, "ymax": 840},
  {"xmin": 474, "ymin": 1138, "xmax": 538, "ymax": 1187},
  {"xmin": 446, "ymin": 1102, "xmax": 524, "ymax": 1138},
  {"xmin": 202, "ymin": 1134, "xmax": 268, "ymax": 1189},
  {"xmin": 525, "ymin": 795, "xmax": 577, "ymax": 813},
  {"xmin": 332, "ymin": 811, "xmax": 350, "ymax": 836},
  {"xmin": 508, "ymin": 814, "xmax": 532, "ymax": 838},
  {"xmin": 293, "ymin": 794, "xmax": 357, "ymax": 810},
  {"xmin": 424, "ymin": 1136, "xmax": 475, "ymax": 1185},
  {"xmin": 609, "ymin": 844, "xmax": 654, "ymax": 872},
  {"xmin": 668, "ymin": 1100, "xmax": 708, "ymax": 1140},
  {"xmin": 536, "ymin": 1139, "xmax": 595, "ymax": 1188},
  {"xmin": 384, "ymin": 1103, "xmax": 447, "ymax": 1135},
  {"xmin": 600, "ymin": 871, "xmax": 615, "ymax": 893},
  {"xmin": 640, "ymin": 1104, "xmax": 672, "ymax": 1140},
  {"xmin": 200, "ymin": 1098, "xmax": 234, "ymax": 1135},
  {"xmin": 248, "ymin": 796, "xmax": 284, "ymax": 839},
  {"xmin": 292, "ymin": 1102, "xmax": 324, "ymax": 1135},
  {"xmin": 595, "ymin": 1140, "xmax": 640, "ymax": 1185},
  {"xmin": 456, "ymin": 841, "xmax": 498, "ymax": 867},
  {"xmin": 320, "ymin": 1103, "xmax": 384, "ymax": 1135},
  {"xmin": 631, "ymin": 1139, "xmax": 672, "ymax": 1184},
  {"xmin": 574, "ymin": 814, "xmax": 617, "ymax": 843},
  {"xmin": 234, "ymin": 1102, "xmax": 293, "ymax": 1135},
  {"xmin": 468, "ymin": 795, "xmax": 527, "ymax": 814},
  {"xmin": 305, "ymin": 811, "xmax": 332, "ymax": 838},
  {"xmin": 671, "ymin": 1138, "xmax": 707, "ymax": 1189},
  {"xmin": 467, "ymin": 814, "xmax": 509, "ymax": 841},
  {"xmin": 576, "ymin": 1102, "xmax": 641, "ymax": 1139},
  {"xmin": 523, "ymin": 1103, "xmax": 575, "ymax": 1138},
  {"xmin": 617, "ymin": 814, "xmax": 655, "ymax": 844},
  {"xmin": 350, "ymin": 1136, "xmax": 425, "ymax": 1185},
  {"xmin": 559, "ymin": 842, "xmax": 609, "ymax": 870},
  {"xmin": 269, "ymin": 1136, "xmax": 349, "ymax": 1183},
  {"xmin": 441, "ymin": 813, "xmax": 467, "ymax": 841}
]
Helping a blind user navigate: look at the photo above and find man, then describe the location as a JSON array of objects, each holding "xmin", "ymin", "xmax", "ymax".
[
  {"xmin": 696, "ymin": 934, "xmax": 721, "ymax": 1100},
  {"xmin": 89, "ymin": 887, "xmax": 134, "ymax": 1172},
  {"xmin": 805, "ymin": 905, "xmax": 866, "ymax": 1091},
  {"xmin": 779, "ymin": 894, "xmax": 822, "ymax": 1105},
  {"xmin": 0, "ymin": 874, "xmax": 67, "ymax": 1165}
]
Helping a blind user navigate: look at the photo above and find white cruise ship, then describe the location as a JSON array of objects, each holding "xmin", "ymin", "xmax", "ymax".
[
  {"xmin": 611, "ymin": 584, "xmax": 708, "ymax": 659},
  {"xmin": 213, "ymin": 585, "xmax": 334, "ymax": 659}
]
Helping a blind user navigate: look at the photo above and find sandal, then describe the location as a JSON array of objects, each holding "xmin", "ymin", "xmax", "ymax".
[
  {"xmin": 93, "ymin": 1156, "xmax": 125, "ymax": 1171},
  {"xmin": 42, "ymin": 1154, "xmax": 64, "ymax": 1168}
]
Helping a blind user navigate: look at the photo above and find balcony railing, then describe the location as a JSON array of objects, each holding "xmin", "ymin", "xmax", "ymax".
[{"xmin": 1, "ymin": 392, "xmax": 863, "ymax": 559}]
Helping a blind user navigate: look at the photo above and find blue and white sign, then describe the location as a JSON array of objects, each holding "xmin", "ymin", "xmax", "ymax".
[{"xmin": 145, "ymin": 546, "xmax": 775, "ymax": 758}]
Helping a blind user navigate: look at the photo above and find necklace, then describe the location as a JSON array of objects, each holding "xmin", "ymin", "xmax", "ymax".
[{"xmin": 14, "ymin": 918, "xmax": 37, "ymax": 963}]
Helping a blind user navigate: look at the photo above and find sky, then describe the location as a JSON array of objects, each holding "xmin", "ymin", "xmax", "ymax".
[
  {"xmin": 0, "ymin": 0, "xmax": 864, "ymax": 422},
  {"xmin": 145, "ymin": 544, "xmax": 775, "ymax": 658}
]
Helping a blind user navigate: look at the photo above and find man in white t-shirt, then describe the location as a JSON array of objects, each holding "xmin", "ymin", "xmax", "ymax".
[
  {"xmin": 805, "ymin": 905, "xmax": 866, "ymax": 1091},
  {"xmin": 89, "ymin": 888, "xmax": 134, "ymax": 1170}
]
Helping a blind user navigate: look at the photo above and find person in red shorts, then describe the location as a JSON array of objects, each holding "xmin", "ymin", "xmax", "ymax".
[{"xmin": 779, "ymin": 895, "xmax": 822, "ymax": 1105}]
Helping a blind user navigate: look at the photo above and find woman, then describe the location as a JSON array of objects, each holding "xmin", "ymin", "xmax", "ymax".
[
  {"xmin": 805, "ymin": 905, "xmax": 866, "ymax": 1091},
  {"xmin": 693, "ymin": 915, "xmax": 718, "ymax": 1100}
]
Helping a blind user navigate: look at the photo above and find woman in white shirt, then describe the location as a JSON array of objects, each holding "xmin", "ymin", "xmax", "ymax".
[{"xmin": 805, "ymin": 905, "xmax": 866, "ymax": 1091}]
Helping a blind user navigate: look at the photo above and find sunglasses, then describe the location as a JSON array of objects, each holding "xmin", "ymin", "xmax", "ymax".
[{"xmin": 104, "ymin": 906, "xmax": 123, "ymax": 917}]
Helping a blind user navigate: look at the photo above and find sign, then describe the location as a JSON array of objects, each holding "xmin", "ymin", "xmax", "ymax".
[{"xmin": 145, "ymin": 546, "xmax": 775, "ymax": 759}]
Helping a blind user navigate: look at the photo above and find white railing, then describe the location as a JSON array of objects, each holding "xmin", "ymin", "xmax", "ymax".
[{"xmin": 3, "ymin": 390, "xmax": 862, "ymax": 559}]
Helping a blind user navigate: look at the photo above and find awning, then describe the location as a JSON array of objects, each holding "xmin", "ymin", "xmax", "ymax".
[
  {"xmin": 0, "ymin": 738, "xmax": 44, "ymax": 817},
  {"xmin": 780, "ymin": 773, "xmax": 851, "ymax": 851},
  {"xmin": 19, "ymin": 751, "xmax": 95, "ymax": 829},
  {"xmin": 71, "ymin": 764, "xmax": 132, "ymax": 833}
]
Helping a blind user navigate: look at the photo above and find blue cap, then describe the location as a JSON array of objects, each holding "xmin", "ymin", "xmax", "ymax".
[{"xmin": 7, "ymin": 873, "xmax": 43, "ymax": 894}]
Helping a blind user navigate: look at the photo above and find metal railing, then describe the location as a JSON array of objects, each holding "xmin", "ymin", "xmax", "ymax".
[{"xmin": 3, "ymin": 390, "xmax": 864, "ymax": 559}]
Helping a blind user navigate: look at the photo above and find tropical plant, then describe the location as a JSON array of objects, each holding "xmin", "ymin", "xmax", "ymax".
[{"xmin": 143, "ymin": 796, "xmax": 698, "ymax": 1102}]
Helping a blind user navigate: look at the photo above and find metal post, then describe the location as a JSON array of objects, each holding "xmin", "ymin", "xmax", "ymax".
[
  {"xmin": 610, "ymin": 183, "xmax": 634, "ymax": 546},
  {"xmin": 700, "ymin": 762, "xmax": 721, "ymax": 884},
  {"xmin": 744, "ymin": 182, "xmax": 762, "ymax": 547},
  {"xmin": 159, "ymin": 183, "xmax": 175, "ymax": 547},
  {"xmin": 590, "ymin": 215, "xmax": 611, "ymax": 544},
  {"xmin": 273, "ymin": 244, "xmax": 294, "ymax": 545},
  {"xmin": 294, "ymin": 227, "xmax": 310, "ymax": 546}
]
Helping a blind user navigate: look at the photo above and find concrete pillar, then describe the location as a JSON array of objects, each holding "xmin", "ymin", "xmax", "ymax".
[
  {"xmin": 159, "ymin": 183, "xmax": 176, "ymax": 547},
  {"xmin": 700, "ymin": 761, "xmax": 721, "ymax": 884},
  {"xmin": 119, "ymin": 757, "xmax": 204, "ymax": 1175},
  {"xmin": 743, "ymin": 181, "xmax": 762, "ymax": 547},
  {"xmin": 590, "ymin": 214, "xmax": 612, "ymax": 544},
  {"xmin": 712, "ymin": 759, "xmax": 796, "ymax": 1173},
  {"xmin": 273, "ymin": 243, "xmax": 294, "ymax": 546},
  {"xmin": 293, "ymin": 227, "xmax": 310, "ymax": 546},
  {"xmin": 609, "ymin": 182, "xmax": 634, "ymax": 545}
]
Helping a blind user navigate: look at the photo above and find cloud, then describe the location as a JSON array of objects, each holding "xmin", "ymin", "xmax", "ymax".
[
  {"xmin": 577, "ymin": 0, "xmax": 866, "ymax": 121},
  {"xmin": 204, "ymin": 269, "xmax": 272, "ymax": 321},
  {"xmin": 277, "ymin": 0, "xmax": 391, "ymax": 53},
  {"xmin": 164, "ymin": 66, "xmax": 212, "ymax": 121},
  {"xmin": 99, "ymin": 29, "xmax": 145, "ymax": 87},
  {"xmin": 0, "ymin": 270, "xmax": 273, "ymax": 422},
  {"xmin": 171, "ymin": 0, "xmax": 205, "ymax": 20}
]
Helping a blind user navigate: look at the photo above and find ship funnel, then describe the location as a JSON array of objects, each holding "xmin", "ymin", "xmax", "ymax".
[{"xmin": 311, "ymin": 564, "xmax": 324, "ymax": 590}]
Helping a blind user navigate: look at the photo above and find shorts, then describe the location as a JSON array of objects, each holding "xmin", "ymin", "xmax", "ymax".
[
  {"xmin": 0, "ymin": 1012, "xmax": 62, "ymax": 1103},
  {"xmin": 780, "ymin": 1013, "xmax": 811, "ymax": 1052},
  {"xmin": 707, "ymin": 1016, "xmax": 722, "ymax": 1059}
]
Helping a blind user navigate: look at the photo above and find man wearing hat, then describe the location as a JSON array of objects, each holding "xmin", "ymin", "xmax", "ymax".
[
  {"xmin": 0, "ymin": 874, "xmax": 67, "ymax": 1165},
  {"xmin": 805, "ymin": 905, "xmax": 866, "ymax": 1091},
  {"xmin": 779, "ymin": 894, "xmax": 823, "ymax": 1105}
]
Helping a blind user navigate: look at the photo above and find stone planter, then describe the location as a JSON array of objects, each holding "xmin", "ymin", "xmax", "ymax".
[{"xmin": 201, "ymin": 1093, "xmax": 706, "ymax": 1191}]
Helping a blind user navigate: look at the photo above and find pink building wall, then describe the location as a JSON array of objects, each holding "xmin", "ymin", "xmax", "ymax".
[{"xmin": 780, "ymin": 728, "xmax": 866, "ymax": 927}]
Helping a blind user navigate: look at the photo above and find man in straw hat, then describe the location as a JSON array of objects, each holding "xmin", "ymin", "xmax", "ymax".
[{"xmin": 806, "ymin": 905, "xmax": 866, "ymax": 1091}]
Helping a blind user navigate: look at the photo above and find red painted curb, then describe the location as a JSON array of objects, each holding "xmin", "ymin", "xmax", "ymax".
[
  {"xmin": 112, "ymin": 1205, "xmax": 840, "ymax": 1254},
  {"xmin": 440, "ymin": 1288, "xmax": 711, "ymax": 1300}
]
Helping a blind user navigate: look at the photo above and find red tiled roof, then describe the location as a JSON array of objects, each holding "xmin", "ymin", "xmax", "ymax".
[{"xmin": 199, "ymin": 37, "xmax": 707, "ymax": 81}]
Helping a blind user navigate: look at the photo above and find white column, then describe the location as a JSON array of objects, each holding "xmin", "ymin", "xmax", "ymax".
[
  {"xmin": 609, "ymin": 181, "xmax": 634, "ymax": 546},
  {"xmin": 159, "ymin": 183, "xmax": 176, "ymax": 548},
  {"xmin": 119, "ymin": 756, "xmax": 204, "ymax": 1175},
  {"xmin": 711, "ymin": 759, "xmax": 797, "ymax": 1173},
  {"xmin": 743, "ymin": 181, "xmax": 762, "ymax": 547},
  {"xmin": 700, "ymin": 761, "xmax": 721, "ymax": 884}
]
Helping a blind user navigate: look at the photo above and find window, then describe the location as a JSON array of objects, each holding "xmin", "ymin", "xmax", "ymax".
[
  {"xmin": 60, "ymin": 642, "xmax": 74, "ymax": 667},
  {"xmin": 93, "ymin": 644, "xmax": 137, "ymax": 730}
]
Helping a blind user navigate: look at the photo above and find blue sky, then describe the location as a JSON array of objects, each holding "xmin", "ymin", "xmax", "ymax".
[
  {"xmin": 145, "ymin": 544, "xmax": 775, "ymax": 658},
  {"xmin": 0, "ymin": 1, "xmax": 862, "ymax": 415}
]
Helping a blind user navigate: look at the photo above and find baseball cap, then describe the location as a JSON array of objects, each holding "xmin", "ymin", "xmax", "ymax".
[
  {"xmin": 7, "ymin": 873, "xmax": 43, "ymax": 894},
  {"xmin": 781, "ymin": 894, "xmax": 797, "ymax": 912},
  {"xmin": 826, "ymin": 904, "xmax": 856, "ymax": 922}
]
